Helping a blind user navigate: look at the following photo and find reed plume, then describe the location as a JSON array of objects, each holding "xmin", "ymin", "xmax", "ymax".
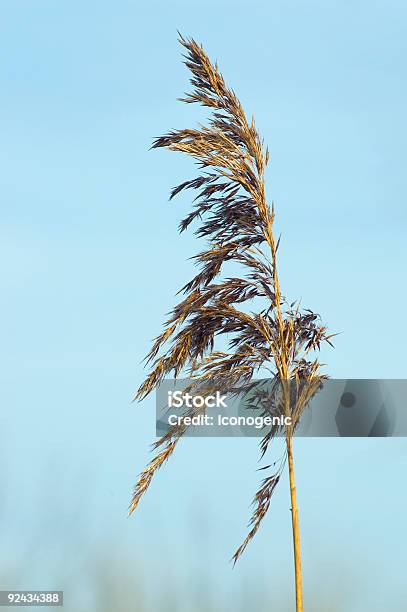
[{"xmin": 130, "ymin": 34, "xmax": 334, "ymax": 612}]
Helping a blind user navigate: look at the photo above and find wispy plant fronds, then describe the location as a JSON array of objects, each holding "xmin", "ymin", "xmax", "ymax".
[
  {"xmin": 232, "ymin": 472, "xmax": 281, "ymax": 565},
  {"xmin": 130, "ymin": 34, "xmax": 334, "ymax": 566}
]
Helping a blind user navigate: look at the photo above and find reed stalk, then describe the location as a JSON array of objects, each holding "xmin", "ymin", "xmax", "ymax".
[{"xmin": 130, "ymin": 34, "xmax": 334, "ymax": 611}]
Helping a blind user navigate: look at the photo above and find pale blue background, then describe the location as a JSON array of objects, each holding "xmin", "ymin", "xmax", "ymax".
[{"xmin": 1, "ymin": 1, "xmax": 406, "ymax": 610}]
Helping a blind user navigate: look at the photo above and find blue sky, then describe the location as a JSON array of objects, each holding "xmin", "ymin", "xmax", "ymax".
[{"xmin": 1, "ymin": 2, "xmax": 406, "ymax": 610}]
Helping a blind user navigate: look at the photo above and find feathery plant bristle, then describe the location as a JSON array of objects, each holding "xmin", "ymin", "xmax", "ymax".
[{"xmin": 130, "ymin": 34, "xmax": 334, "ymax": 571}]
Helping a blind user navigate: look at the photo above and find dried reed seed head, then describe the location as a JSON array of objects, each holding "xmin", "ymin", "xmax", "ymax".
[{"xmin": 131, "ymin": 34, "xmax": 334, "ymax": 562}]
